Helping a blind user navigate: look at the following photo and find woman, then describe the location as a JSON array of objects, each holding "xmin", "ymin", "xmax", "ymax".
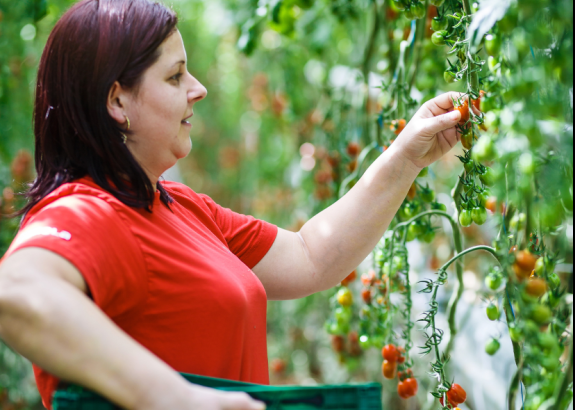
[{"xmin": 0, "ymin": 0, "xmax": 464, "ymax": 409}]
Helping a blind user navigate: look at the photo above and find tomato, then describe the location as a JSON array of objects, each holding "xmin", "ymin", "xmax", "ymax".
[
  {"xmin": 529, "ymin": 304, "xmax": 553, "ymax": 325},
  {"xmin": 421, "ymin": 230, "xmax": 436, "ymax": 244},
  {"xmin": 485, "ymin": 34, "xmax": 502, "ymax": 56},
  {"xmin": 392, "ymin": 0, "xmax": 408, "ymax": 11},
  {"xmin": 382, "ymin": 344, "xmax": 401, "ymax": 362},
  {"xmin": 382, "ymin": 360, "xmax": 398, "ymax": 379},
  {"xmin": 271, "ymin": 358, "xmax": 287, "ymax": 374},
  {"xmin": 432, "ymin": 30, "xmax": 449, "ymax": 46},
  {"xmin": 398, "ymin": 378, "xmax": 418, "ymax": 399},
  {"xmin": 509, "ymin": 325, "xmax": 523, "ymax": 343},
  {"xmin": 361, "ymin": 270, "xmax": 377, "ymax": 286},
  {"xmin": 473, "ymin": 135, "xmax": 497, "ymax": 162},
  {"xmin": 471, "ymin": 207, "xmax": 488, "ymax": 225},
  {"xmin": 420, "ymin": 187, "xmax": 436, "ymax": 203},
  {"xmin": 431, "ymin": 16, "xmax": 448, "ymax": 31},
  {"xmin": 347, "ymin": 142, "xmax": 360, "ymax": 157},
  {"xmin": 411, "ymin": 2, "xmax": 426, "ymax": 19},
  {"xmin": 485, "ymin": 272, "xmax": 503, "ymax": 291},
  {"xmin": 472, "ymin": 90, "xmax": 486, "ymax": 111},
  {"xmin": 335, "ymin": 307, "xmax": 352, "ymax": 327},
  {"xmin": 485, "ymin": 338, "xmax": 501, "ymax": 356},
  {"xmin": 457, "ymin": 103, "xmax": 471, "ymax": 126},
  {"xmin": 526, "ymin": 278, "xmax": 548, "ymax": 298},
  {"xmin": 361, "ymin": 289, "xmax": 372, "ymax": 304},
  {"xmin": 418, "ymin": 167, "xmax": 429, "ymax": 178},
  {"xmin": 341, "ymin": 270, "xmax": 357, "ymax": 286},
  {"xmin": 510, "ymin": 213, "xmax": 527, "ymax": 230},
  {"xmin": 431, "ymin": 202, "xmax": 447, "ymax": 212},
  {"xmin": 515, "ymin": 250, "xmax": 539, "ymax": 273},
  {"xmin": 397, "ymin": 347, "xmax": 406, "ymax": 364},
  {"xmin": 461, "ymin": 128, "xmax": 474, "ymax": 150},
  {"xmin": 408, "ymin": 183, "xmax": 418, "ymax": 201},
  {"xmin": 459, "ymin": 209, "xmax": 473, "ymax": 227},
  {"xmin": 486, "ymin": 304, "xmax": 500, "ymax": 321},
  {"xmin": 337, "ymin": 288, "xmax": 354, "ymax": 307},
  {"xmin": 430, "ymin": 0, "xmax": 445, "ymax": 6},
  {"xmin": 404, "ymin": 7, "xmax": 416, "ymax": 20},
  {"xmin": 390, "ymin": 119, "xmax": 407, "ymax": 135},
  {"xmin": 331, "ymin": 335, "xmax": 345, "ymax": 353},
  {"xmin": 444, "ymin": 70, "xmax": 457, "ymax": 83},
  {"xmin": 548, "ymin": 272, "xmax": 561, "ymax": 290},
  {"xmin": 447, "ymin": 384, "xmax": 467, "ymax": 406},
  {"xmin": 485, "ymin": 197, "xmax": 498, "ymax": 214},
  {"xmin": 479, "ymin": 167, "xmax": 496, "ymax": 187}
]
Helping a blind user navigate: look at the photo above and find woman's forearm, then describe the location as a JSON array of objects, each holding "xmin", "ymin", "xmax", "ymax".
[
  {"xmin": 299, "ymin": 144, "xmax": 421, "ymax": 289},
  {"xmin": 0, "ymin": 263, "xmax": 191, "ymax": 410}
]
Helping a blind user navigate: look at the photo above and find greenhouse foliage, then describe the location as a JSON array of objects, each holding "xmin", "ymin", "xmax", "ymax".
[{"xmin": 0, "ymin": 0, "xmax": 573, "ymax": 409}]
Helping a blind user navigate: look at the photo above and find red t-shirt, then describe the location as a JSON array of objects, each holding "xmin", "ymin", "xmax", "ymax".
[{"xmin": 3, "ymin": 177, "xmax": 278, "ymax": 409}]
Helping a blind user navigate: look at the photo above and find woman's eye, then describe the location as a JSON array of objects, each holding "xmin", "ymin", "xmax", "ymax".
[{"xmin": 171, "ymin": 73, "xmax": 183, "ymax": 82}]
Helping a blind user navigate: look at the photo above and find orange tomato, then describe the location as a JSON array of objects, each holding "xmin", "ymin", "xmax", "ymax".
[
  {"xmin": 456, "ymin": 99, "xmax": 470, "ymax": 123},
  {"xmin": 407, "ymin": 183, "xmax": 418, "ymax": 201},
  {"xmin": 382, "ymin": 344, "xmax": 401, "ymax": 362},
  {"xmin": 361, "ymin": 270, "xmax": 377, "ymax": 286},
  {"xmin": 486, "ymin": 197, "xmax": 498, "ymax": 213},
  {"xmin": 347, "ymin": 142, "xmax": 361, "ymax": 157},
  {"xmin": 341, "ymin": 270, "xmax": 358, "ymax": 286},
  {"xmin": 472, "ymin": 90, "xmax": 486, "ymax": 111},
  {"xmin": 391, "ymin": 119, "xmax": 407, "ymax": 136},
  {"xmin": 526, "ymin": 278, "xmax": 548, "ymax": 298},
  {"xmin": 515, "ymin": 250, "xmax": 539, "ymax": 272},
  {"xmin": 382, "ymin": 360, "xmax": 398, "ymax": 380}
]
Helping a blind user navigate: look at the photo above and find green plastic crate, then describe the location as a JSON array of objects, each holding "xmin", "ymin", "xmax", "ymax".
[{"xmin": 52, "ymin": 373, "xmax": 382, "ymax": 410}]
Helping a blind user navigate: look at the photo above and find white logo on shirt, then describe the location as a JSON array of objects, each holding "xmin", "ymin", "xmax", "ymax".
[{"xmin": 20, "ymin": 227, "xmax": 72, "ymax": 242}]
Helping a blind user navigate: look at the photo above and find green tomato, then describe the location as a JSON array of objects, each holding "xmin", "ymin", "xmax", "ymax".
[
  {"xmin": 421, "ymin": 188, "xmax": 436, "ymax": 203},
  {"xmin": 432, "ymin": 202, "xmax": 447, "ymax": 212},
  {"xmin": 459, "ymin": 210, "xmax": 473, "ymax": 227},
  {"xmin": 421, "ymin": 230, "xmax": 436, "ymax": 244},
  {"xmin": 519, "ymin": 152, "xmax": 536, "ymax": 175},
  {"xmin": 392, "ymin": 255, "xmax": 405, "ymax": 272},
  {"xmin": 541, "ymin": 356, "xmax": 561, "ymax": 372},
  {"xmin": 529, "ymin": 305, "xmax": 553, "ymax": 325},
  {"xmin": 359, "ymin": 335, "xmax": 371, "ymax": 350},
  {"xmin": 335, "ymin": 307, "xmax": 352, "ymax": 326},
  {"xmin": 472, "ymin": 135, "xmax": 497, "ymax": 162},
  {"xmin": 444, "ymin": 70, "xmax": 457, "ymax": 83},
  {"xmin": 485, "ymin": 338, "xmax": 501, "ymax": 356},
  {"xmin": 472, "ymin": 207, "xmax": 488, "ymax": 226},
  {"xmin": 412, "ymin": 2, "xmax": 426, "ymax": 19},
  {"xmin": 486, "ymin": 304, "xmax": 500, "ymax": 321},
  {"xmin": 431, "ymin": 17, "xmax": 448, "ymax": 31},
  {"xmin": 327, "ymin": 321, "xmax": 341, "ymax": 335},
  {"xmin": 479, "ymin": 167, "xmax": 496, "ymax": 187},
  {"xmin": 430, "ymin": 0, "xmax": 445, "ymax": 6},
  {"xmin": 485, "ymin": 273, "xmax": 503, "ymax": 291},
  {"xmin": 393, "ymin": 0, "xmax": 408, "ymax": 11},
  {"xmin": 485, "ymin": 34, "xmax": 502, "ymax": 56},
  {"xmin": 548, "ymin": 272, "xmax": 561, "ymax": 290},
  {"xmin": 432, "ymin": 30, "xmax": 449, "ymax": 46},
  {"xmin": 404, "ymin": 7, "xmax": 416, "ymax": 20},
  {"xmin": 406, "ymin": 225, "xmax": 418, "ymax": 242},
  {"xmin": 509, "ymin": 325, "xmax": 523, "ymax": 343},
  {"xmin": 537, "ymin": 333, "xmax": 560, "ymax": 351},
  {"xmin": 479, "ymin": 190, "xmax": 491, "ymax": 207},
  {"xmin": 418, "ymin": 167, "xmax": 429, "ymax": 178},
  {"xmin": 464, "ymin": 159, "xmax": 475, "ymax": 174}
]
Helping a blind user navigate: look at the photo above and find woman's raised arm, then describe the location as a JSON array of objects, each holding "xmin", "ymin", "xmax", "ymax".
[
  {"xmin": 253, "ymin": 92, "xmax": 463, "ymax": 301},
  {"xmin": 0, "ymin": 248, "xmax": 265, "ymax": 410}
]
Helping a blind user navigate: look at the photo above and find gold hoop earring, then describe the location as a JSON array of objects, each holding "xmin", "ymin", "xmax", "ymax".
[{"xmin": 124, "ymin": 115, "xmax": 131, "ymax": 131}]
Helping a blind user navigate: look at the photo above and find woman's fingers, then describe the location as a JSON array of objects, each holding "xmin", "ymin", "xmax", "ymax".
[
  {"xmin": 223, "ymin": 392, "xmax": 266, "ymax": 410},
  {"xmin": 422, "ymin": 110, "xmax": 461, "ymax": 136}
]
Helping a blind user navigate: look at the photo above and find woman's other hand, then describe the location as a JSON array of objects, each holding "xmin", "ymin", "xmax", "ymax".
[
  {"xmin": 392, "ymin": 92, "xmax": 464, "ymax": 170},
  {"xmin": 138, "ymin": 385, "xmax": 267, "ymax": 410}
]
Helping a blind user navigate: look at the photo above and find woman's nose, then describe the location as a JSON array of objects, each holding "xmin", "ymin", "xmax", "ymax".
[{"xmin": 188, "ymin": 78, "xmax": 208, "ymax": 104}]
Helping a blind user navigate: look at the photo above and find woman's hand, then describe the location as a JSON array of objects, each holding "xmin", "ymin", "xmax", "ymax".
[
  {"xmin": 392, "ymin": 92, "xmax": 464, "ymax": 170},
  {"xmin": 139, "ymin": 384, "xmax": 267, "ymax": 410}
]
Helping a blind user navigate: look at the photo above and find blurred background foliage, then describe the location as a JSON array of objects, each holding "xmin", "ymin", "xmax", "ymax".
[{"xmin": 0, "ymin": 0, "xmax": 573, "ymax": 409}]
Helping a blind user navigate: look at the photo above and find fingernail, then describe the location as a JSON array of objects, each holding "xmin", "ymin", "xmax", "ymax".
[{"xmin": 252, "ymin": 403, "xmax": 266, "ymax": 410}]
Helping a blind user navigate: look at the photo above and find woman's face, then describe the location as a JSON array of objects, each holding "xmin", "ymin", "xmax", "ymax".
[{"xmin": 112, "ymin": 31, "xmax": 207, "ymax": 182}]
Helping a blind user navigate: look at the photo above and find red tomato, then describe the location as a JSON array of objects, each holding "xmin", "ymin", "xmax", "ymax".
[
  {"xmin": 472, "ymin": 90, "xmax": 486, "ymax": 111},
  {"xmin": 361, "ymin": 289, "xmax": 372, "ymax": 304},
  {"xmin": 331, "ymin": 335, "xmax": 345, "ymax": 353},
  {"xmin": 398, "ymin": 378, "xmax": 418, "ymax": 399},
  {"xmin": 391, "ymin": 119, "xmax": 407, "ymax": 136},
  {"xmin": 361, "ymin": 270, "xmax": 377, "ymax": 286},
  {"xmin": 397, "ymin": 347, "xmax": 406, "ymax": 364},
  {"xmin": 347, "ymin": 142, "xmax": 361, "ymax": 157},
  {"xmin": 270, "ymin": 358, "xmax": 287, "ymax": 375},
  {"xmin": 382, "ymin": 360, "xmax": 397, "ymax": 380},
  {"xmin": 382, "ymin": 344, "xmax": 401, "ymax": 362},
  {"xmin": 447, "ymin": 384, "xmax": 467, "ymax": 405},
  {"xmin": 341, "ymin": 270, "xmax": 358, "ymax": 286}
]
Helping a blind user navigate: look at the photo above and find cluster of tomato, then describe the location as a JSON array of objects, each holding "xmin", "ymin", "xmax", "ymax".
[{"xmin": 381, "ymin": 344, "xmax": 419, "ymax": 399}]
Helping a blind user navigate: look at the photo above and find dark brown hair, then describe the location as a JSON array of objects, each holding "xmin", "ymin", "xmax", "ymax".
[{"xmin": 23, "ymin": 0, "xmax": 178, "ymax": 216}]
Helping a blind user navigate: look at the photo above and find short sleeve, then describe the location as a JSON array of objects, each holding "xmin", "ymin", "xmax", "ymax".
[
  {"xmin": 6, "ymin": 195, "xmax": 147, "ymax": 319},
  {"xmin": 199, "ymin": 194, "xmax": 278, "ymax": 269}
]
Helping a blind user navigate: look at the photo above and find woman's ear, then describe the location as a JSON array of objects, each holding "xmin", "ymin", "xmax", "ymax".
[{"xmin": 107, "ymin": 81, "xmax": 128, "ymax": 126}]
